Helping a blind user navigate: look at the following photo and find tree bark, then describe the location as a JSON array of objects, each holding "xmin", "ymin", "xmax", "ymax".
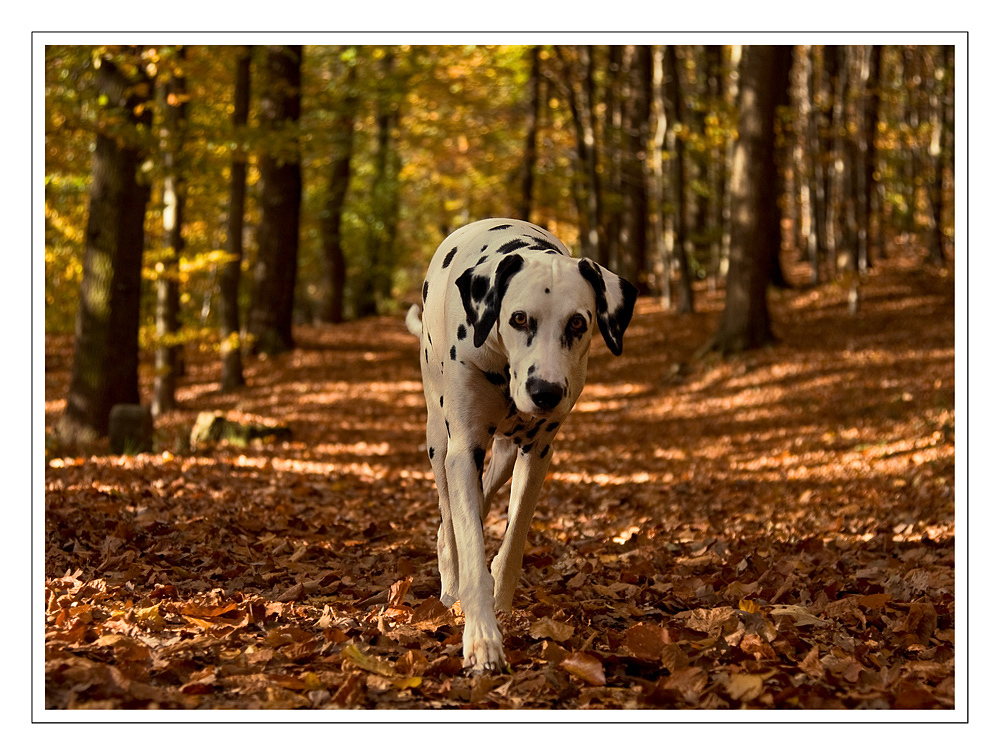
[
  {"xmin": 60, "ymin": 48, "xmax": 152, "ymax": 443},
  {"xmin": 859, "ymin": 44, "xmax": 882, "ymax": 271},
  {"xmin": 614, "ymin": 46, "xmax": 650, "ymax": 291},
  {"xmin": 666, "ymin": 45, "xmax": 694, "ymax": 313},
  {"xmin": 153, "ymin": 46, "xmax": 187, "ymax": 415},
  {"xmin": 701, "ymin": 45, "xmax": 789, "ymax": 356},
  {"xmin": 649, "ymin": 46, "xmax": 668, "ymax": 307},
  {"xmin": 319, "ymin": 61, "xmax": 358, "ymax": 324},
  {"xmin": 555, "ymin": 45, "xmax": 604, "ymax": 264},
  {"xmin": 518, "ymin": 45, "xmax": 541, "ymax": 222},
  {"xmin": 219, "ymin": 45, "xmax": 251, "ymax": 390},
  {"xmin": 766, "ymin": 45, "xmax": 794, "ymax": 290},
  {"xmin": 357, "ymin": 49, "xmax": 401, "ymax": 318},
  {"xmin": 926, "ymin": 45, "xmax": 952, "ymax": 267},
  {"xmin": 249, "ymin": 45, "xmax": 302, "ymax": 355}
]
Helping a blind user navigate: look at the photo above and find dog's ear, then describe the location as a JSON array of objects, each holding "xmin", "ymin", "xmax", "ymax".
[
  {"xmin": 577, "ymin": 258, "xmax": 638, "ymax": 356},
  {"xmin": 456, "ymin": 254, "xmax": 524, "ymax": 347}
]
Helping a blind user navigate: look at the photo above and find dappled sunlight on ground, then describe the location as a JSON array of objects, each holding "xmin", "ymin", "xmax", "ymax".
[{"xmin": 43, "ymin": 249, "xmax": 955, "ymax": 709}]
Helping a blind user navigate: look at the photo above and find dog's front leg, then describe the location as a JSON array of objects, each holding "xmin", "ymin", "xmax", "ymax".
[
  {"xmin": 491, "ymin": 445, "xmax": 554, "ymax": 613},
  {"xmin": 446, "ymin": 441, "xmax": 506, "ymax": 672}
]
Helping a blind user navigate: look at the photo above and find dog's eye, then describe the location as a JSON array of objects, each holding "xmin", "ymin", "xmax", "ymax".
[
  {"xmin": 510, "ymin": 311, "xmax": 528, "ymax": 330},
  {"xmin": 568, "ymin": 314, "xmax": 588, "ymax": 333}
]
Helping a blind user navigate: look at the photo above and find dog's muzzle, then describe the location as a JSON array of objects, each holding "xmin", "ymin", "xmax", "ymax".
[{"xmin": 526, "ymin": 377, "xmax": 565, "ymax": 413}]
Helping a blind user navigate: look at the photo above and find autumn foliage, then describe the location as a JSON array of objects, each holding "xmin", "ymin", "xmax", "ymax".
[{"xmin": 44, "ymin": 251, "xmax": 954, "ymax": 710}]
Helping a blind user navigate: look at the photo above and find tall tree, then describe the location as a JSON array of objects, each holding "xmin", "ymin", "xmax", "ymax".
[
  {"xmin": 766, "ymin": 45, "xmax": 794, "ymax": 290},
  {"xmin": 926, "ymin": 44, "xmax": 953, "ymax": 267},
  {"xmin": 649, "ymin": 45, "xmax": 669, "ymax": 307},
  {"xmin": 153, "ymin": 46, "xmax": 187, "ymax": 415},
  {"xmin": 357, "ymin": 48, "xmax": 402, "ymax": 318},
  {"xmin": 518, "ymin": 45, "xmax": 542, "ymax": 221},
  {"xmin": 249, "ymin": 45, "xmax": 303, "ymax": 355},
  {"xmin": 859, "ymin": 44, "xmax": 883, "ymax": 271},
  {"xmin": 618, "ymin": 45, "xmax": 651, "ymax": 291},
  {"xmin": 666, "ymin": 45, "xmax": 694, "ymax": 312},
  {"xmin": 59, "ymin": 47, "xmax": 153, "ymax": 443},
  {"xmin": 701, "ymin": 45, "xmax": 790, "ymax": 356},
  {"xmin": 793, "ymin": 45, "xmax": 821, "ymax": 283},
  {"xmin": 219, "ymin": 45, "xmax": 251, "ymax": 390},
  {"xmin": 555, "ymin": 45, "xmax": 604, "ymax": 264},
  {"xmin": 319, "ymin": 57, "xmax": 358, "ymax": 324},
  {"xmin": 604, "ymin": 45, "xmax": 624, "ymax": 272}
]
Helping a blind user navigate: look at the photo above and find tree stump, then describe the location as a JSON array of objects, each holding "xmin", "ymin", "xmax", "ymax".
[{"xmin": 108, "ymin": 404, "xmax": 154, "ymax": 455}]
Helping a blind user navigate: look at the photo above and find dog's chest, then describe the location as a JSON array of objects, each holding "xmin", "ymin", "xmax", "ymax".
[{"xmin": 489, "ymin": 406, "xmax": 559, "ymax": 454}]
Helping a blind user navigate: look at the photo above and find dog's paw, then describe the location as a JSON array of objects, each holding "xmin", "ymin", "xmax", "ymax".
[{"xmin": 462, "ymin": 619, "xmax": 506, "ymax": 674}]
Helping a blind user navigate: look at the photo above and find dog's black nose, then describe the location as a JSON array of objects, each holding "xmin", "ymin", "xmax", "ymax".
[{"xmin": 527, "ymin": 377, "xmax": 564, "ymax": 412}]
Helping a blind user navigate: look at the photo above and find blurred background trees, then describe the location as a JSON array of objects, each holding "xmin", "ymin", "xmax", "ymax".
[{"xmin": 44, "ymin": 43, "xmax": 956, "ymax": 441}]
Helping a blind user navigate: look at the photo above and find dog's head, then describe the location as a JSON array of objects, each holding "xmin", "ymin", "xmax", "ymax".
[{"xmin": 457, "ymin": 253, "xmax": 637, "ymax": 417}]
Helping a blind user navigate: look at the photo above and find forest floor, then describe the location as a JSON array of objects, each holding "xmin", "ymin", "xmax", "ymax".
[{"xmin": 43, "ymin": 248, "xmax": 956, "ymax": 712}]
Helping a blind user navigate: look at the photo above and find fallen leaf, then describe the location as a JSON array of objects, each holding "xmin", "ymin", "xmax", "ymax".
[
  {"xmin": 725, "ymin": 672, "xmax": 774, "ymax": 702},
  {"xmin": 679, "ymin": 606, "xmax": 736, "ymax": 634},
  {"xmin": 798, "ymin": 645, "xmax": 825, "ymax": 678},
  {"xmin": 529, "ymin": 616, "xmax": 575, "ymax": 643},
  {"xmin": 388, "ymin": 576, "xmax": 413, "ymax": 608},
  {"xmin": 560, "ymin": 652, "xmax": 606, "ymax": 686},
  {"xmin": 340, "ymin": 642, "xmax": 396, "ymax": 677},
  {"xmin": 858, "ymin": 593, "xmax": 892, "ymax": 610},
  {"xmin": 770, "ymin": 604, "xmax": 830, "ymax": 627},
  {"xmin": 409, "ymin": 597, "xmax": 451, "ymax": 629},
  {"xmin": 393, "ymin": 675, "xmax": 422, "ymax": 690},
  {"xmin": 624, "ymin": 623, "xmax": 670, "ymax": 661},
  {"xmin": 660, "ymin": 643, "xmax": 689, "ymax": 673},
  {"xmin": 264, "ymin": 626, "xmax": 314, "ymax": 648}
]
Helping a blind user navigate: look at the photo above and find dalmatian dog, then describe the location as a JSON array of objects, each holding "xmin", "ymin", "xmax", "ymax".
[{"xmin": 405, "ymin": 218, "xmax": 637, "ymax": 673}]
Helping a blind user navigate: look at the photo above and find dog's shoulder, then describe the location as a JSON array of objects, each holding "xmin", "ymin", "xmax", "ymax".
[{"xmin": 428, "ymin": 219, "xmax": 568, "ymax": 283}]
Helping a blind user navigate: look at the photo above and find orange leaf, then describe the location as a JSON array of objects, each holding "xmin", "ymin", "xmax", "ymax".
[{"xmin": 858, "ymin": 593, "xmax": 892, "ymax": 610}]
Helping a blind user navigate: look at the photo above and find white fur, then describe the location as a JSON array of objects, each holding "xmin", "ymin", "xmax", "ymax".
[{"xmin": 408, "ymin": 218, "xmax": 635, "ymax": 672}]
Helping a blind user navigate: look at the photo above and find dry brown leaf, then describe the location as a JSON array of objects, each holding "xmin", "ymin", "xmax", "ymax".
[
  {"xmin": 560, "ymin": 652, "xmax": 606, "ymax": 686},
  {"xmin": 529, "ymin": 616, "xmax": 575, "ymax": 643},
  {"xmin": 624, "ymin": 623, "xmax": 670, "ymax": 661},
  {"xmin": 771, "ymin": 604, "xmax": 830, "ymax": 627},
  {"xmin": 725, "ymin": 672, "xmax": 774, "ymax": 703}
]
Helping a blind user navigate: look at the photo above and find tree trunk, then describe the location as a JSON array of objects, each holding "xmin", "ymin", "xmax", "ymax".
[
  {"xmin": 926, "ymin": 45, "xmax": 952, "ymax": 267},
  {"xmin": 902, "ymin": 46, "xmax": 921, "ymax": 237},
  {"xmin": 357, "ymin": 49, "xmax": 401, "ymax": 318},
  {"xmin": 719, "ymin": 45, "xmax": 742, "ymax": 285},
  {"xmin": 794, "ymin": 46, "xmax": 819, "ymax": 282},
  {"xmin": 249, "ymin": 45, "xmax": 303, "ymax": 355},
  {"xmin": 667, "ymin": 45, "xmax": 694, "ymax": 313},
  {"xmin": 704, "ymin": 45, "xmax": 724, "ymax": 292},
  {"xmin": 518, "ymin": 46, "xmax": 541, "ymax": 222},
  {"xmin": 701, "ymin": 45, "xmax": 789, "ymax": 356},
  {"xmin": 319, "ymin": 61, "xmax": 358, "ymax": 324},
  {"xmin": 556, "ymin": 45, "xmax": 604, "ymax": 264},
  {"xmin": 219, "ymin": 45, "xmax": 251, "ymax": 391},
  {"xmin": 616, "ymin": 46, "xmax": 650, "ymax": 291},
  {"xmin": 604, "ymin": 45, "xmax": 624, "ymax": 273},
  {"xmin": 649, "ymin": 45, "xmax": 668, "ymax": 308},
  {"xmin": 859, "ymin": 44, "xmax": 882, "ymax": 271},
  {"xmin": 60, "ymin": 49, "xmax": 152, "ymax": 443},
  {"xmin": 153, "ymin": 46, "xmax": 187, "ymax": 416},
  {"xmin": 766, "ymin": 46, "xmax": 794, "ymax": 290}
]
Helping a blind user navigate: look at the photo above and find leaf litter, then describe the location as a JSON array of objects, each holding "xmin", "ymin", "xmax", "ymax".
[{"xmin": 43, "ymin": 251, "xmax": 955, "ymax": 710}]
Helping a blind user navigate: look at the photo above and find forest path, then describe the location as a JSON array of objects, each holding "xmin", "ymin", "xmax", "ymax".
[{"xmin": 44, "ymin": 250, "xmax": 955, "ymax": 710}]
